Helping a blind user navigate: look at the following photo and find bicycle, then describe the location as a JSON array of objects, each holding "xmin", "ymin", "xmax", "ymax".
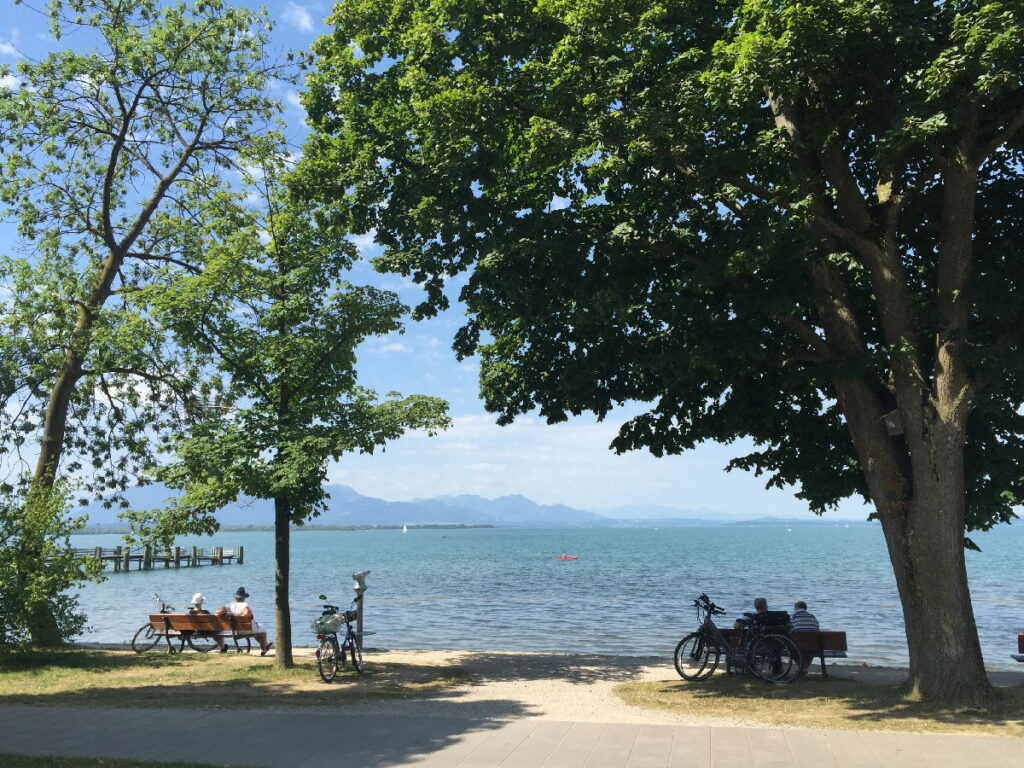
[
  {"xmin": 131, "ymin": 593, "xmax": 220, "ymax": 653},
  {"xmin": 132, "ymin": 594, "xmax": 174, "ymax": 653},
  {"xmin": 314, "ymin": 594, "xmax": 364, "ymax": 682},
  {"xmin": 674, "ymin": 593, "xmax": 801, "ymax": 683}
]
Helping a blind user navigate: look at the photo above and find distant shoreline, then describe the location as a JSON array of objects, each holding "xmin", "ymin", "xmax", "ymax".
[
  {"xmin": 71, "ymin": 519, "xmax": 885, "ymax": 536},
  {"xmin": 71, "ymin": 523, "xmax": 496, "ymax": 535}
]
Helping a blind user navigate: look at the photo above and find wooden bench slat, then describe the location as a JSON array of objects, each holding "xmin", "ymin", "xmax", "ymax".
[
  {"xmin": 705, "ymin": 627, "xmax": 848, "ymax": 677},
  {"xmin": 147, "ymin": 613, "xmax": 254, "ymax": 634}
]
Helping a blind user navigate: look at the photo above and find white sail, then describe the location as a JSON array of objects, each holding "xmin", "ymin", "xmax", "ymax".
[{"xmin": 402, "ymin": 524, "xmax": 408, "ymax": 534}]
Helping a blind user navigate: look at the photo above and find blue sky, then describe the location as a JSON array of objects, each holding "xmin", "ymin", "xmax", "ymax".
[{"xmin": 0, "ymin": 0, "xmax": 869, "ymax": 520}]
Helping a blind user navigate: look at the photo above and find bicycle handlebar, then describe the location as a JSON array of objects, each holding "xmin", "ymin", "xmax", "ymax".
[{"xmin": 693, "ymin": 594, "xmax": 726, "ymax": 615}]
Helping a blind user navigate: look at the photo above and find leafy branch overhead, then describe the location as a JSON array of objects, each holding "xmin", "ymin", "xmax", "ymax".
[
  {"xmin": 0, "ymin": 0, "xmax": 286, "ymax": 500},
  {"xmin": 141, "ymin": 146, "xmax": 450, "ymax": 538},
  {"xmin": 302, "ymin": 0, "xmax": 1024, "ymax": 529}
]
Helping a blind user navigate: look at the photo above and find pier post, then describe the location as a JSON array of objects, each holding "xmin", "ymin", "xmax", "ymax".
[
  {"xmin": 191, "ymin": 546, "xmax": 198, "ymax": 566},
  {"xmin": 174, "ymin": 546, "xmax": 181, "ymax": 568},
  {"xmin": 213, "ymin": 546, "xmax": 222, "ymax": 565},
  {"xmin": 94, "ymin": 546, "xmax": 102, "ymax": 561},
  {"xmin": 237, "ymin": 545, "xmax": 244, "ymax": 565},
  {"xmin": 122, "ymin": 548, "xmax": 130, "ymax": 572},
  {"xmin": 143, "ymin": 545, "xmax": 152, "ymax": 570}
]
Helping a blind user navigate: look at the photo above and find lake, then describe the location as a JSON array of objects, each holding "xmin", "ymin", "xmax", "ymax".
[{"xmin": 70, "ymin": 524, "xmax": 1024, "ymax": 670}]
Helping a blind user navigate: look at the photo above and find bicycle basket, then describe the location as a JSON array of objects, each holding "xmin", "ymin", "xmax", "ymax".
[{"xmin": 312, "ymin": 613, "xmax": 346, "ymax": 634}]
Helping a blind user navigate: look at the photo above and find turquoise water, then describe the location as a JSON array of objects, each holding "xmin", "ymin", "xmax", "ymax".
[{"xmin": 70, "ymin": 524, "xmax": 1024, "ymax": 670}]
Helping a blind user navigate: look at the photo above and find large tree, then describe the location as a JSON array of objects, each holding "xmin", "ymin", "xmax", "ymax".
[
  {"xmin": 142, "ymin": 149, "xmax": 450, "ymax": 668},
  {"xmin": 303, "ymin": 0, "xmax": 1024, "ymax": 700},
  {"xmin": 0, "ymin": 0, "xmax": 281, "ymax": 643}
]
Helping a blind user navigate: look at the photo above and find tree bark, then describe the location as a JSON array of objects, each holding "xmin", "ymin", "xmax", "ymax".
[
  {"xmin": 273, "ymin": 495, "xmax": 294, "ymax": 669},
  {"xmin": 22, "ymin": 251, "xmax": 122, "ymax": 646},
  {"xmin": 841, "ymin": 393, "xmax": 991, "ymax": 700}
]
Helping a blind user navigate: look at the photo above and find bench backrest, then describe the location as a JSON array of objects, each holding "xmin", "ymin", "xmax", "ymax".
[
  {"xmin": 714, "ymin": 628, "xmax": 847, "ymax": 653},
  {"xmin": 791, "ymin": 630, "xmax": 848, "ymax": 653},
  {"xmin": 751, "ymin": 611, "xmax": 792, "ymax": 629},
  {"xmin": 147, "ymin": 613, "xmax": 253, "ymax": 633}
]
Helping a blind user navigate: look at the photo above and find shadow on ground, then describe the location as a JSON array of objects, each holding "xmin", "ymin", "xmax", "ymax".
[
  {"xmin": 0, "ymin": 696, "xmax": 532, "ymax": 768},
  {"xmin": 618, "ymin": 672, "xmax": 1024, "ymax": 735},
  {"xmin": 0, "ymin": 648, "xmax": 473, "ymax": 710}
]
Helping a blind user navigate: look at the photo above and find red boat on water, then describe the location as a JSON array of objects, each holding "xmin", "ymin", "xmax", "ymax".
[{"xmin": 555, "ymin": 555, "xmax": 578, "ymax": 560}]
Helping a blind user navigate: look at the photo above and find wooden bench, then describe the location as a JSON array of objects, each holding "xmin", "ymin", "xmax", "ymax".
[
  {"xmin": 148, "ymin": 613, "xmax": 256, "ymax": 653},
  {"xmin": 1013, "ymin": 634, "xmax": 1023, "ymax": 663},
  {"xmin": 714, "ymin": 628, "xmax": 849, "ymax": 677}
]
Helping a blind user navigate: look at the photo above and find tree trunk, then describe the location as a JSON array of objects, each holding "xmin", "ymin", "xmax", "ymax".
[
  {"xmin": 273, "ymin": 496, "xmax": 293, "ymax": 669},
  {"xmin": 830, "ymin": 366, "xmax": 990, "ymax": 701},
  {"xmin": 876, "ymin": 417, "xmax": 990, "ymax": 700},
  {"xmin": 22, "ymin": 256, "xmax": 116, "ymax": 646}
]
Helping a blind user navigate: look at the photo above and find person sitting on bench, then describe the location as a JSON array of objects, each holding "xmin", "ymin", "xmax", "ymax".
[
  {"xmin": 189, "ymin": 592, "xmax": 226, "ymax": 651},
  {"xmin": 734, "ymin": 596, "xmax": 769, "ymax": 629},
  {"xmin": 791, "ymin": 600, "xmax": 819, "ymax": 673},
  {"xmin": 216, "ymin": 587, "xmax": 274, "ymax": 656}
]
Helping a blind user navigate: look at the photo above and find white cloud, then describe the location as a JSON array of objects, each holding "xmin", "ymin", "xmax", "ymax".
[
  {"xmin": 0, "ymin": 74, "xmax": 20, "ymax": 90},
  {"xmin": 282, "ymin": 3, "xmax": 315, "ymax": 33},
  {"xmin": 0, "ymin": 42, "xmax": 17, "ymax": 56},
  {"xmin": 284, "ymin": 91, "xmax": 304, "ymax": 110},
  {"xmin": 324, "ymin": 410, "xmax": 870, "ymax": 520},
  {"xmin": 349, "ymin": 231, "xmax": 378, "ymax": 255},
  {"xmin": 375, "ymin": 342, "xmax": 412, "ymax": 355}
]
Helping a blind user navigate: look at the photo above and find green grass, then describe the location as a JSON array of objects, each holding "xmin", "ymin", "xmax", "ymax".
[
  {"xmin": 617, "ymin": 673, "xmax": 1024, "ymax": 736},
  {"xmin": 0, "ymin": 648, "xmax": 468, "ymax": 709},
  {"xmin": 0, "ymin": 756, "xmax": 243, "ymax": 768}
]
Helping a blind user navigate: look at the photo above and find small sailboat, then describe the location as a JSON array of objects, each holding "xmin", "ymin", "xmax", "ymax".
[
  {"xmin": 555, "ymin": 553, "xmax": 578, "ymax": 560},
  {"xmin": 402, "ymin": 524, "xmax": 408, "ymax": 534}
]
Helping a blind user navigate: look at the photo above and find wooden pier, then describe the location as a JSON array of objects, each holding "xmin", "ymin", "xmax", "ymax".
[{"xmin": 71, "ymin": 545, "xmax": 244, "ymax": 572}]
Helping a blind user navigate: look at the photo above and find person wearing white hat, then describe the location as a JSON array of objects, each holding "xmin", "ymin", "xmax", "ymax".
[{"xmin": 189, "ymin": 592, "xmax": 227, "ymax": 651}]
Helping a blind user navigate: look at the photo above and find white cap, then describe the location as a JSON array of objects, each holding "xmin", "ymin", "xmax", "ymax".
[{"xmin": 191, "ymin": 592, "xmax": 205, "ymax": 606}]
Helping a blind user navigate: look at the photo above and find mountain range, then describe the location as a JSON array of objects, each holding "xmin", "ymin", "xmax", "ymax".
[{"xmin": 76, "ymin": 483, "xmax": 871, "ymax": 529}]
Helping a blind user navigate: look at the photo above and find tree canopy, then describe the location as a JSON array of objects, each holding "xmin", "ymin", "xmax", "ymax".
[
  {"xmin": 303, "ymin": 0, "xmax": 1024, "ymax": 529},
  {"xmin": 144, "ymin": 150, "xmax": 450, "ymax": 538},
  {"xmin": 0, "ymin": 0, "xmax": 283, "ymax": 499}
]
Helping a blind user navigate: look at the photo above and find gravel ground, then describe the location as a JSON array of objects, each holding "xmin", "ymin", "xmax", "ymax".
[
  {"xmin": 73, "ymin": 643, "xmax": 1024, "ymax": 728},
  {"xmin": 290, "ymin": 648, "xmax": 1024, "ymax": 727}
]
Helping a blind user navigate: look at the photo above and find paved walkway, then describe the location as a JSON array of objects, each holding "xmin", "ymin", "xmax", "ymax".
[{"xmin": 1, "ymin": 704, "xmax": 1020, "ymax": 767}]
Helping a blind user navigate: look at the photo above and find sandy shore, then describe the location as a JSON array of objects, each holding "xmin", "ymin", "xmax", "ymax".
[{"xmin": 75, "ymin": 643, "xmax": 1024, "ymax": 727}]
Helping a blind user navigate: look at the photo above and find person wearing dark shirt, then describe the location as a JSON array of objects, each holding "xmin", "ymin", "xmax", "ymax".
[{"xmin": 734, "ymin": 596, "xmax": 768, "ymax": 629}]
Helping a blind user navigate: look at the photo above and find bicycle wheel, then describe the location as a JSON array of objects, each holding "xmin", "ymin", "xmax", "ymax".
[
  {"xmin": 186, "ymin": 632, "xmax": 220, "ymax": 653},
  {"xmin": 317, "ymin": 637, "xmax": 339, "ymax": 683},
  {"xmin": 749, "ymin": 634, "xmax": 801, "ymax": 683},
  {"xmin": 131, "ymin": 624, "xmax": 160, "ymax": 653},
  {"xmin": 674, "ymin": 632, "xmax": 718, "ymax": 681},
  {"xmin": 348, "ymin": 635, "xmax": 364, "ymax": 673}
]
